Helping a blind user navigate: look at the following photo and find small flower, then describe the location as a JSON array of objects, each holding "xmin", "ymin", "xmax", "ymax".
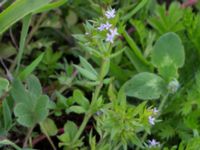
[
  {"xmin": 98, "ymin": 24, "xmax": 106, "ymax": 31},
  {"xmin": 153, "ymin": 107, "xmax": 159, "ymax": 114},
  {"xmin": 104, "ymin": 22, "xmax": 112, "ymax": 30},
  {"xmin": 109, "ymin": 28, "xmax": 118, "ymax": 36},
  {"xmin": 148, "ymin": 139, "xmax": 160, "ymax": 148},
  {"xmin": 96, "ymin": 110, "xmax": 103, "ymax": 116},
  {"xmin": 106, "ymin": 33, "xmax": 114, "ymax": 43},
  {"xmin": 148, "ymin": 116, "xmax": 155, "ymax": 125},
  {"xmin": 85, "ymin": 32, "xmax": 89, "ymax": 35},
  {"xmin": 105, "ymin": 9, "xmax": 115, "ymax": 19},
  {"xmin": 98, "ymin": 22, "xmax": 112, "ymax": 31}
]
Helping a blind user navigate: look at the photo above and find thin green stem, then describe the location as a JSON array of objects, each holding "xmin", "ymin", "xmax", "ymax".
[
  {"xmin": 158, "ymin": 94, "xmax": 169, "ymax": 112},
  {"xmin": 72, "ymin": 113, "xmax": 92, "ymax": 143},
  {"xmin": 40, "ymin": 123, "xmax": 57, "ymax": 150},
  {"xmin": 26, "ymin": 13, "xmax": 47, "ymax": 45},
  {"xmin": 23, "ymin": 126, "xmax": 34, "ymax": 148}
]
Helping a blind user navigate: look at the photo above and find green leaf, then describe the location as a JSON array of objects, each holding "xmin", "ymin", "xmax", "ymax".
[
  {"xmin": 26, "ymin": 75, "xmax": 42, "ymax": 96},
  {"xmin": 125, "ymin": 48, "xmax": 151, "ymax": 72},
  {"xmin": 0, "ymin": 77, "xmax": 9, "ymax": 97},
  {"xmin": 152, "ymin": 32, "xmax": 185, "ymax": 68},
  {"xmin": 0, "ymin": 43, "xmax": 16, "ymax": 59},
  {"xmin": 123, "ymin": 31, "xmax": 149, "ymax": 66},
  {"xmin": 79, "ymin": 56, "xmax": 97, "ymax": 76},
  {"xmin": 3, "ymin": 100, "xmax": 12, "ymax": 130},
  {"xmin": 12, "ymin": 77, "xmax": 49, "ymax": 127},
  {"xmin": 124, "ymin": 72, "xmax": 166, "ymax": 100},
  {"xmin": 123, "ymin": 31, "xmax": 152, "ymax": 72},
  {"xmin": 74, "ymin": 65, "xmax": 98, "ymax": 81},
  {"xmin": 68, "ymin": 106, "xmax": 86, "ymax": 114},
  {"xmin": 101, "ymin": 59, "xmax": 110, "ymax": 79},
  {"xmin": 14, "ymin": 95, "xmax": 49, "ymax": 127},
  {"xmin": 73, "ymin": 90, "xmax": 90, "ymax": 110},
  {"xmin": 40, "ymin": 118, "xmax": 58, "ymax": 136},
  {"xmin": 19, "ymin": 53, "xmax": 44, "ymax": 80},
  {"xmin": 11, "ymin": 78, "xmax": 30, "ymax": 104},
  {"xmin": 121, "ymin": 0, "xmax": 148, "ymax": 21},
  {"xmin": 0, "ymin": 0, "xmax": 50, "ymax": 35},
  {"xmin": 64, "ymin": 121, "xmax": 78, "ymax": 140},
  {"xmin": 152, "ymin": 32, "xmax": 185, "ymax": 81},
  {"xmin": 66, "ymin": 10, "xmax": 78, "ymax": 27},
  {"xmin": 129, "ymin": 134, "xmax": 143, "ymax": 148},
  {"xmin": 58, "ymin": 132, "xmax": 70, "ymax": 143},
  {"xmin": 34, "ymin": 0, "xmax": 68, "ymax": 14},
  {"xmin": 148, "ymin": 2, "xmax": 184, "ymax": 34},
  {"xmin": 0, "ymin": 139, "xmax": 22, "ymax": 150},
  {"xmin": 16, "ymin": 14, "xmax": 32, "ymax": 72},
  {"xmin": 159, "ymin": 63, "xmax": 178, "ymax": 81}
]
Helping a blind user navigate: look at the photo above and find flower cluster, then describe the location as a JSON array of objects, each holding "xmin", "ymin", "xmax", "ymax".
[
  {"xmin": 97, "ymin": 8, "xmax": 119, "ymax": 43},
  {"xmin": 148, "ymin": 107, "xmax": 159, "ymax": 126}
]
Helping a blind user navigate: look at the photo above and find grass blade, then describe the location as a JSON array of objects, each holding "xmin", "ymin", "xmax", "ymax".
[
  {"xmin": 16, "ymin": 14, "xmax": 32, "ymax": 72},
  {"xmin": 0, "ymin": 0, "xmax": 50, "ymax": 35},
  {"xmin": 121, "ymin": 0, "xmax": 148, "ymax": 21},
  {"xmin": 34, "ymin": 0, "xmax": 68, "ymax": 14},
  {"xmin": 19, "ymin": 53, "xmax": 45, "ymax": 80}
]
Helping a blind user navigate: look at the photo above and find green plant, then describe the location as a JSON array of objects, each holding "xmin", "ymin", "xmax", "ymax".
[{"xmin": 1, "ymin": 0, "xmax": 200, "ymax": 150}]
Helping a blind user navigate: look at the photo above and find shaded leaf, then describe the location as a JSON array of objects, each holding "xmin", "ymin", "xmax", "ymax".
[{"xmin": 124, "ymin": 72, "xmax": 166, "ymax": 100}]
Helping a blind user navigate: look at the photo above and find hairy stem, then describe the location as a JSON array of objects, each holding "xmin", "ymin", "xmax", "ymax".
[
  {"xmin": 72, "ymin": 113, "xmax": 92, "ymax": 143},
  {"xmin": 72, "ymin": 59, "xmax": 107, "ymax": 143}
]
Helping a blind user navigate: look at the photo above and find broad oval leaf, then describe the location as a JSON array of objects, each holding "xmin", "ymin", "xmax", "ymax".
[
  {"xmin": 124, "ymin": 72, "xmax": 166, "ymax": 100},
  {"xmin": 40, "ymin": 118, "xmax": 58, "ymax": 136},
  {"xmin": 14, "ymin": 95, "xmax": 49, "ymax": 127},
  {"xmin": 152, "ymin": 32, "xmax": 185, "ymax": 68}
]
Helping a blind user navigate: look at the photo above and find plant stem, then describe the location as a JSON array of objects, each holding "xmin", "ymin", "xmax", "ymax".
[
  {"xmin": 23, "ymin": 127, "xmax": 34, "ymax": 148},
  {"xmin": 158, "ymin": 94, "xmax": 169, "ymax": 112},
  {"xmin": 72, "ymin": 58, "xmax": 107, "ymax": 143},
  {"xmin": 40, "ymin": 123, "xmax": 57, "ymax": 150},
  {"xmin": 72, "ymin": 113, "xmax": 92, "ymax": 143},
  {"xmin": 26, "ymin": 13, "xmax": 47, "ymax": 45}
]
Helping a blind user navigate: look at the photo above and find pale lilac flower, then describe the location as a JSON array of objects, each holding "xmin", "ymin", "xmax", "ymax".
[
  {"xmin": 109, "ymin": 28, "xmax": 118, "ymax": 36},
  {"xmin": 104, "ymin": 22, "xmax": 112, "ymax": 30},
  {"xmin": 105, "ymin": 9, "xmax": 115, "ymax": 19},
  {"xmin": 148, "ymin": 116, "xmax": 155, "ymax": 125},
  {"xmin": 148, "ymin": 139, "xmax": 160, "ymax": 148},
  {"xmin": 153, "ymin": 107, "xmax": 159, "ymax": 114},
  {"xmin": 98, "ymin": 24, "xmax": 106, "ymax": 31},
  {"xmin": 106, "ymin": 33, "xmax": 114, "ymax": 43},
  {"xmin": 98, "ymin": 22, "xmax": 112, "ymax": 31}
]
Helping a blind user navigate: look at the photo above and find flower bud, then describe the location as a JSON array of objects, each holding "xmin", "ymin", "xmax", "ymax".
[{"xmin": 167, "ymin": 79, "xmax": 180, "ymax": 94}]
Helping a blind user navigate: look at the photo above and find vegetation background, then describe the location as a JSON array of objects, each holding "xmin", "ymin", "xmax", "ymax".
[{"xmin": 0, "ymin": 0, "xmax": 200, "ymax": 150}]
